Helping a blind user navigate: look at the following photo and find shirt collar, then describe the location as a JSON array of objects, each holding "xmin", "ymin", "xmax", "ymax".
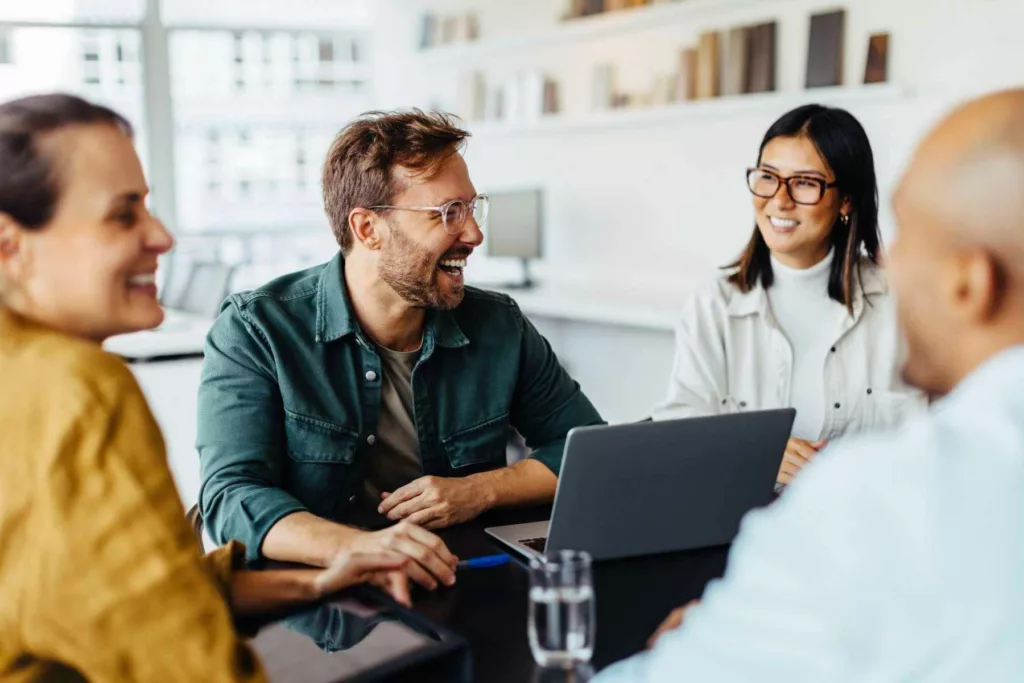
[
  {"xmin": 315, "ymin": 251, "xmax": 469, "ymax": 349},
  {"xmin": 726, "ymin": 260, "xmax": 889, "ymax": 319}
]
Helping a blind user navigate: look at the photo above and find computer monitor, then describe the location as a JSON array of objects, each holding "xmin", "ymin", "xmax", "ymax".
[{"xmin": 484, "ymin": 188, "xmax": 543, "ymax": 289}]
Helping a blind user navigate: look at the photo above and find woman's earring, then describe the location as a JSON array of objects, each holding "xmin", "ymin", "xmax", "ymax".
[{"xmin": 841, "ymin": 213, "xmax": 850, "ymax": 225}]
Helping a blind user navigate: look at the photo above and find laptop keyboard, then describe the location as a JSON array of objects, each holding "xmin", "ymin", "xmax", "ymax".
[{"xmin": 521, "ymin": 537, "xmax": 547, "ymax": 553}]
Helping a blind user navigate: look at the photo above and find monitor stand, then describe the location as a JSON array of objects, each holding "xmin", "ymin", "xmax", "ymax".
[{"xmin": 499, "ymin": 258, "xmax": 536, "ymax": 290}]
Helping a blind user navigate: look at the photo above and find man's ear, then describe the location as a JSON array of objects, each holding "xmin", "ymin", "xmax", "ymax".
[
  {"xmin": 955, "ymin": 248, "xmax": 1003, "ymax": 324},
  {"xmin": 349, "ymin": 208, "xmax": 385, "ymax": 251}
]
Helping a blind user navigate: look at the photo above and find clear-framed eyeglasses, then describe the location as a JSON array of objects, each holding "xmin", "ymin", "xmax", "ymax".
[
  {"xmin": 746, "ymin": 167, "xmax": 839, "ymax": 206},
  {"xmin": 369, "ymin": 194, "xmax": 490, "ymax": 235}
]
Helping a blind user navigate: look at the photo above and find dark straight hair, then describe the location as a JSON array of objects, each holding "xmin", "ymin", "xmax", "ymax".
[
  {"xmin": 726, "ymin": 104, "xmax": 882, "ymax": 314},
  {"xmin": 0, "ymin": 93, "xmax": 134, "ymax": 231}
]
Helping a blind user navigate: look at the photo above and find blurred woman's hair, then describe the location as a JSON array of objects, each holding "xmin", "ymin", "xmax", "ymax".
[
  {"xmin": 0, "ymin": 93, "xmax": 133, "ymax": 231},
  {"xmin": 726, "ymin": 104, "xmax": 882, "ymax": 314}
]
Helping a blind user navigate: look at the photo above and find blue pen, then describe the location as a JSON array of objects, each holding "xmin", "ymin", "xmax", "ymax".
[{"xmin": 457, "ymin": 553, "xmax": 511, "ymax": 570}]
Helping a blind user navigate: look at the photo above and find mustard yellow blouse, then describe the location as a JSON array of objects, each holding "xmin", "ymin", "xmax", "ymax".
[{"xmin": 0, "ymin": 308, "xmax": 266, "ymax": 682}]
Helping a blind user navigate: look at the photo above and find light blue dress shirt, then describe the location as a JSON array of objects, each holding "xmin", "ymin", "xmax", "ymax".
[{"xmin": 596, "ymin": 346, "xmax": 1024, "ymax": 683}]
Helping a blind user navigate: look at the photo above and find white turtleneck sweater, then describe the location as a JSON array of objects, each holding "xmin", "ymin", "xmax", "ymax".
[{"xmin": 767, "ymin": 251, "xmax": 848, "ymax": 441}]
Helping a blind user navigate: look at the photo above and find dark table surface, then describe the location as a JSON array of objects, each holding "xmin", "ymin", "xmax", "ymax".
[
  {"xmin": 410, "ymin": 505, "xmax": 730, "ymax": 683},
  {"xmin": 249, "ymin": 505, "xmax": 730, "ymax": 683}
]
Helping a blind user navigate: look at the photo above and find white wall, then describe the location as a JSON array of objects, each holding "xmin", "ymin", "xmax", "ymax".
[
  {"xmin": 365, "ymin": 0, "xmax": 1024, "ymax": 422},
  {"xmin": 373, "ymin": 0, "xmax": 1023, "ymax": 287}
]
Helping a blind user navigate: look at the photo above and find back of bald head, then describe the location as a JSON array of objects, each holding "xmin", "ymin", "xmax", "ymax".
[{"xmin": 897, "ymin": 89, "xmax": 1024, "ymax": 268}]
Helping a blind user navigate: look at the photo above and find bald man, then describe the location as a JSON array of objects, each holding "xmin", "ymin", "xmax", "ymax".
[{"xmin": 594, "ymin": 89, "xmax": 1024, "ymax": 682}]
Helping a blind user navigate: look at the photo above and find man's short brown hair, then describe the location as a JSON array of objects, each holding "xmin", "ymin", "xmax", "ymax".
[{"xmin": 322, "ymin": 109, "xmax": 469, "ymax": 255}]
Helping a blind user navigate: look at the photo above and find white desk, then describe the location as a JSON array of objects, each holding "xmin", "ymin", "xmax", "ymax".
[
  {"xmin": 103, "ymin": 309, "xmax": 211, "ymax": 362},
  {"xmin": 476, "ymin": 281, "xmax": 687, "ymax": 423},
  {"xmin": 490, "ymin": 283, "xmax": 680, "ymax": 332}
]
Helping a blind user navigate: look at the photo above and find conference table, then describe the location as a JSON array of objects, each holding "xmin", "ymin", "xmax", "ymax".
[{"xmin": 248, "ymin": 505, "xmax": 732, "ymax": 682}]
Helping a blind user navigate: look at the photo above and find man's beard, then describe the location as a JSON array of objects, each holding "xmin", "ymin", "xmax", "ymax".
[{"xmin": 378, "ymin": 221, "xmax": 464, "ymax": 310}]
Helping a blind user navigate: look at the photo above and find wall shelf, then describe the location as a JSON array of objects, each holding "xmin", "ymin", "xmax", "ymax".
[
  {"xmin": 416, "ymin": 0, "xmax": 798, "ymax": 66},
  {"xmin": 465, "ymin": 84, "xmax": 910, "ymax": 137}
]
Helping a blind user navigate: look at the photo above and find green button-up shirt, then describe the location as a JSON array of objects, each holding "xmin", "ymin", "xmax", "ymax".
[{"xmin": 197, "ymin": 253, "xmax": 603, "ymax": 561}]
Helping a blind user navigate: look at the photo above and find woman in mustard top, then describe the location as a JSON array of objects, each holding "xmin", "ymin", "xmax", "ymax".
[{"xmin": 0, "ymin": 94, "xmax": 417, "ymax": 682}]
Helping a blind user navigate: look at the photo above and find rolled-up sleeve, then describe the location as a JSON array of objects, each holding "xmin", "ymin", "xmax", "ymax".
[
  {"xmin": 509, "ymin": 306, "xmax": 604, "ymax": 475},
  {"xmin": 198, "ymin": 300, "xmax": 308, "ymax": 562}
]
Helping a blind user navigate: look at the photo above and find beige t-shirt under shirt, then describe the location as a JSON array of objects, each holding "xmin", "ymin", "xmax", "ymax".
[{"xmin": 362, "ymin": 345, "xmax": 423, "ymax": 505}]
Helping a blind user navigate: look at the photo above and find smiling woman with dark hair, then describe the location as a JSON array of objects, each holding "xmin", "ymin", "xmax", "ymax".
[{"xmin": 656, "ymin": 104, "xmax": 924, "ymax": 486}]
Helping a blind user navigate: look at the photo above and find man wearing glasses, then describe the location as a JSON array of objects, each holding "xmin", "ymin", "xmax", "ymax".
[{"xmin": 197, "ymin": 110, "xmax": 602, "ymax": 591}]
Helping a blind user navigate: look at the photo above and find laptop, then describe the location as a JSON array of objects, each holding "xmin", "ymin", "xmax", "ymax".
[{"xmin": 486, "ymin": 409, "xmax": 795, "ymax": 561}]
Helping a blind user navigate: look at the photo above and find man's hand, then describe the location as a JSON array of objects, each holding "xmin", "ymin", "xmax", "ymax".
[
  {"xmin": 378, "ymin": 475, "xmax": 492, "ymax": 530},
  {"xmin": 314, "ymin": 551, "xmax": 411, "ymax": 606},
  {"xmin": 346, "ymin": 521, "xmax": 459, "ymax": 591},
  {"xmin": 777, "ymin": 438, "xmax": 827, "ymax": 485},
  {"xmin": 647, "ymin": 600, "xmax": 701, "ymax": 650}
]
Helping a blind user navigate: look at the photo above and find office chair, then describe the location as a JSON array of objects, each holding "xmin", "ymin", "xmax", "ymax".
[
  {"xmin": 166, "ymin": 261, "xmax": 236, "ymax": 320},
  {"xmin": 186, "ymin": 503, "xmax": 206, "ymax": 553}
]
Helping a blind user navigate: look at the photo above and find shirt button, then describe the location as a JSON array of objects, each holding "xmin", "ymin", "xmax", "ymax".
[
  {"xmin": 365, "ymin": 370, "xmax": 378, "ymax": 382},
  {"xmin": 867, "ymin": 388, "xmax": 873, "ymax": 395},
  {"xmin": 830, "ymin": 346, "xmax": 837, "ymax": 353},
  {"xmin": 834, "ymin": 402, "xmax": 841, "ymax": 409},
  {"xmin": 739, "ymin": 401, "xmax": 747, "ymax": 408},
  {"xmin": 367, "ymin": 434, "xmax": 376, "ymax": 446}
]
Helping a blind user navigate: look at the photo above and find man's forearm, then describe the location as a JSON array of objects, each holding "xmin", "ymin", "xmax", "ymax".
[
  {"xmin": 467, "ymin": 458, "xmax": 558, "ymax": 510},
  {"xmin": 229, "ymin": 568, "xmax": 321, "ymax": 616},
  {"xmin": 261, "ymin": 511, "xmax": 363, "ymax": 567}
]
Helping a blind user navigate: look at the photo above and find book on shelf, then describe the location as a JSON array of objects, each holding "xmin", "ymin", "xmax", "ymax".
[
  {"xmin": 675, "ymin": 47, "xmax": 698, "ymax": 102},
  {"xmin": 592, "ymin": 63, "xmax": 617, "ymax": 109},
  {"xmin": 696, "ymin": 31, "xmax": 721, "ymax": 99},
  {"xmin": 864, "ymin": 32, "xmax": 889, "ymax": 84},
  {"xmin": 806, "ymin": 9, "xmax": 846, "ymax": 88},
  {"xmin": 419, "ymin": 14, "xmax": 436, "ymax": 50},
  {"xmin": 651, "ymin": 74, "xmax": 675, "ymax": 106},
  {"xmin": 494, "ymin": 72, "xmax": 559, "ymax": 122},
  {"xmin": 441, "ymin": 16, "xmax": 459, "ymax": 45},
  {"xmin": 466, "ymin": 13, "xmax": 480, "ymax": 40},
  {"xmin": 543, "ymin": 79, "xmax": 561, "ymax": 115},
  {"xmin": 457, "ymin": 71, "xmax": 487, "ymax": 121},
  {"xmin": 722, "ymin": 26, "xmax": 749, "ymax": 96},
  {"xmin": 746, "ymin": 21, "xmax": 777, "ymax": 93}
]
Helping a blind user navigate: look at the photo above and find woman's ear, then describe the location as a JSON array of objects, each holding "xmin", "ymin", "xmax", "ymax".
[
  {"xmin": 840, "ymin": 195, "xmax": 853, "ymax": 220},
  {"xmin": 0, "ymin": 214, "xmax": 27, "ymax": 290},
  {"xmin": 0, "ymin": 214, "xmax": 22, "ymax": 261}
]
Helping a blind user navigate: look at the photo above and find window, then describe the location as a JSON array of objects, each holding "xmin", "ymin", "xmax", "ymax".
[
  {"xmin": 0, "ymin": 0, "xmax": 144, "ymax": 23},
  {"xmin": 2, "ymin": 0, "xmax": 372, "ymax": 291},
  {"xmin": 0, "ymin": 27, "xmax": 147, "ymax": 168},
  {"xmin": 169, "ymin": 28, "xmax": 369, "ymax": 233}
]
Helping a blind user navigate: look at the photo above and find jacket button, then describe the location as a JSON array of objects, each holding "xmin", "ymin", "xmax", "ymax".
[
  {"xmin": 348, "ymin": 495, "xmax": 357, "ymax": 505},
  {"xmin": 739, "ymin": 401, "xmax": 747, "ymax": 408},
  {"xmin": 365, "ymin": 370, "xmax": 378, "ymax": 382},
  {"xmin": 830, "ymin": 346, "xmax": 837, "ymax": 353},
  {"xmin": 834, "ymin": 402, "xmax": 841, "ymax": 409},
  {"xmin": 867, "ymin": 388, "xmax": 873, "ymax": 395},
  {"xmin": 367, "ymin": 434, "xmax": 376, "ymax": 446}
]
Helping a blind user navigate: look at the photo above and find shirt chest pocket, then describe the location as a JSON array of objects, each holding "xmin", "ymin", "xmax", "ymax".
[
  {"xmin": 283, "ymin": 413, "xmax": 358, "ymax": 515},
  {"xmin": 441, "ymin": 413, "xmax": 509, "ymax": 473}
]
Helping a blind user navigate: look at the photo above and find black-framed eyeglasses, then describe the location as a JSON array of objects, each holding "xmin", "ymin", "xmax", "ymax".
[
  {"xmin": 746, "ymin": 167, "xmax": 839, "ymax": 206},
  {"xmin": 368, "ymin": 194, "xmax": 490, "ymax": 235}
]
